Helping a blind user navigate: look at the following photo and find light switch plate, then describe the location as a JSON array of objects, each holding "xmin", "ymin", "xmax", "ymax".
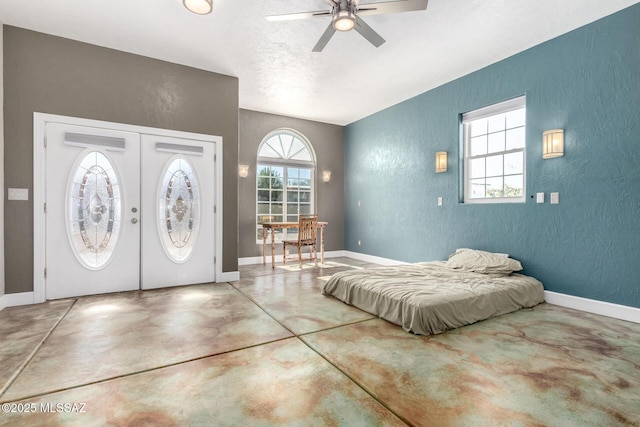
[
  {"xmin": 8, "ymin": 188, "xmax": 29, "ymax": 201},
  {"xmin": 536, "ymin": 192, "xmax": 545, "ymax": 204},
  {"xmin": 437, "ymin": 196, "xmax": 443, "ymax": 206},
  {"xmin": 550, "ymin": 192, "xmax": 560, "ymax": 204}
]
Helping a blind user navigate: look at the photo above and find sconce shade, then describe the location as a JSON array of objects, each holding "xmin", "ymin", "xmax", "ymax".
[
  {"xmin": 322, "ymin": 170, "xmax": 332, "ymax": 182},
  {"xmin": 543, "ymin": 129, "xmax": 564, "ymax": 159},
  {"xmin": 238, "ymin": 165, "xmax": 249, "ymax": 178},
  {"xmin": 183, "ymin": 0, "xmax": 212, "ymax": 15},
  {"xmin": 436, "ymin": 151, "xmax": 447, "ymax": 173}
]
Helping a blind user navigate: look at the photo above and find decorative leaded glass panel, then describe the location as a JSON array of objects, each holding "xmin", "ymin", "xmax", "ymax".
[
  {"xmin": 67, "ymin": 151, "xmax": 121, "ymax": 269},
  {"xmin": 158, "ymin": 156, "xmax": 200, "ymax": 262}
]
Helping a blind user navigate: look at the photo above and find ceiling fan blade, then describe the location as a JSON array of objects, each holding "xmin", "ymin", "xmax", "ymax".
[
  {"xmin": 266, "ymin": 10, "xmax": 331, "ymax": 21},
  {"xmin": 357, "ymin": 0, "xmax": 428, "ymax": 16},
  {"xmin": 354, "ymin": 16, "xmax": 385, "ymax": 48},
  {"xmin": 312, "ymin": 23, "xmax": 337, "ymax": 52}
]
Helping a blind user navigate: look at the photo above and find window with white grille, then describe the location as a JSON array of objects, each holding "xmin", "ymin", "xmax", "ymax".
[
  {"xmin": 462, "ymin": 96, "xmax": 526, "ymax": 203},
  {"xmin": 256, "ymin": 129, "xmax": 316, "ymax": 242}
]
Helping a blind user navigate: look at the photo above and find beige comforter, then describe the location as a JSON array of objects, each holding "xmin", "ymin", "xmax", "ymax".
[{"xmin": 323, "ymin": 261, "xmax": 545, "ymax": 335}]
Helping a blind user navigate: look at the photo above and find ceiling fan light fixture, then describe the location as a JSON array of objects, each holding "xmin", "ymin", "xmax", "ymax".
[
  {"xmin": 183, "ymin": 0, "xmax": 212, "ymax": 15},
  {"xmin": 333, "ymin": 9, "xmax": 356, "ymax": 31}
]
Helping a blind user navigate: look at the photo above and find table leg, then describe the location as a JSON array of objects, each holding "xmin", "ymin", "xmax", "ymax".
[
  {"xmin": 271, "ymin": 228, "xmax": 276, "ymax": 269},
  {"xmin": 320, "ymin": 225, "xmax": 325, "ymax": 264},
  {"xmin": 262, "ymin": 227, "xmax": 267, "ymax": 265}
]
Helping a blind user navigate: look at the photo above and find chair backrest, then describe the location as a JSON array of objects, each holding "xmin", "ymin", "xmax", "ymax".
[
  {"xmin": 298, "ymin": 215, "xmax": 318, "ymax": 243},
  {"xmin": 259, "ymin": 215, "xmax": 275, "ymax": 223}
]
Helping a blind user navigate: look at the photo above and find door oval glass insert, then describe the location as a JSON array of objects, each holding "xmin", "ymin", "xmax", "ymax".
[
  {"xmin": 158, "ymin": 156, "xmax": 200, "ymax": 263},
  {"xmin": 67, "ymin": 151, "xmax": 121, "ymax": 269}
]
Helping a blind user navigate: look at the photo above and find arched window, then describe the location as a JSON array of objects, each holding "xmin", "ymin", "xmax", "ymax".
[{"xmin": 256, "ymin": 129, "xmax": 316, "ymax": 242}]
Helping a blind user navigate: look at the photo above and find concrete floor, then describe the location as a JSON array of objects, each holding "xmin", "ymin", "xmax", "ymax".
[{"xmin": 1, "ymin": 257, "xmax": 639, "ymax": 426}]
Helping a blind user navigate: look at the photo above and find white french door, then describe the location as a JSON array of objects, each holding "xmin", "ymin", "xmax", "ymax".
[
  {"xmin": 140, "ymin": 135, "xmax": 215, "ymax": 289},
  {"xmin": 44, "ymin": 122, "xmax": 216, "ymax": 299},
  {"xmin": 45, "ymin": 123, "xmax": 141, "ymax": 299}
]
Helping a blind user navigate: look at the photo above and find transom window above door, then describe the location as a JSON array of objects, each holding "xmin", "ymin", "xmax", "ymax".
[{"xmin": 256, "ymin": 129, "xmax": 316, "ymax": 243}]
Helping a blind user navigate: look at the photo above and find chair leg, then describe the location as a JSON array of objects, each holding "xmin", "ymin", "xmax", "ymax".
[
  {"xmin": 283, "ymin": 243, "xmax": 286, "ymax": 265},
  {"xmin": 298, "ymin": 246, "xmax": 302, "ymax": 268}
]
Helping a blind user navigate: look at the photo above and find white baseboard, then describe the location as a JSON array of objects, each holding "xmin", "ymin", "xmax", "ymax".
[
  {"xmin": 238, "ymin": 255, "xmax": 274, "ymax": 266},
  {"xmin": 0, "ymin": 292, "xmax": 35, "ymax": 310},
  {"xmin": 544, "ymin": 291, "xmax": 640, "ymax": 324},
  {"xmin": 238, "ymin": 250, "xmax": 348, "ymax": 266},
  {"xmin": 217, "ymin": 271, "xmax": 240, "ymax": 282},
  {"xmin": 343, "ymin": 251, "xmax": 408, "ymax": 266},
  {"xmin": 0, "ymin": 276, "xmax": 248, "ymax": 310}
]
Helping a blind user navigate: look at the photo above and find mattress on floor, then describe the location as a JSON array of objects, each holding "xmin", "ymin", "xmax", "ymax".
[{"xmin": 322, "ymin": 261, "xmax": 544, "ymax": 335}]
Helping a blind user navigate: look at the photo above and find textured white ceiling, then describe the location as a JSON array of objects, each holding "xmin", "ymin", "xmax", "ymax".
[{"xmin": 0, "ymin": 0, "xmax": 638, "ymax": 125}]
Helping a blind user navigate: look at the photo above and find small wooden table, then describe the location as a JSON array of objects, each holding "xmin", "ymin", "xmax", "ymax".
[{"xmin": 260, "ymin": 221, "xmax": 328, "ymax": 268}]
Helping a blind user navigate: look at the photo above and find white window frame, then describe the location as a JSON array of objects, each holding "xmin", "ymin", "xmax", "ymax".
[
  {"xmin": 462, "ymin": 96, "xmax": 526, "ymax": 204},
  {"xmin": 255, "ymin": 129, "xmax": 316, "ymax": 243}
]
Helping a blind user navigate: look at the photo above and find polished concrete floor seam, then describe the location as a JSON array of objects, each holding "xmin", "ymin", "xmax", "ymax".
[
  {"xmin": 296, "ymin": 317, "xmax": 379, "ymax": 337},
  {"xmin": 0, "ymin": 335, "xmax": 301, "ymax": 405},
  {"xmin": 0, "ymin": 299, "xmax": 77, "ymax": 398},
  {"xmin": 229, "ymin": 281, "xmax": 298, "ymax": 337},
  {"xmin": 229, "ymin": 278, "xmax": 382, "ymax": 339},
  {"xmin": 297, "ymin": 333, "xmax": 413, "ymax": 426},
  {"xmin": 230, "ymin": 279, "xmax": 412, "ymax": 426}
]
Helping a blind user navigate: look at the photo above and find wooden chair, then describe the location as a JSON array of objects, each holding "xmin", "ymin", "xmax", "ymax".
[{"xmin": 283, "ymin": 214, "xmax": 318, "ymax": 268}]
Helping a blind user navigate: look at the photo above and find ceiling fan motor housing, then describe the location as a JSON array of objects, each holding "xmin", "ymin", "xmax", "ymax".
[{"xmin": 332, "ymin": 0, "xmax": 357, "ymax": 31}]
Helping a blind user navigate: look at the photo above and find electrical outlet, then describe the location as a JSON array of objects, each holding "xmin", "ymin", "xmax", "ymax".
[
  {"xmin": 8, "ymin": 188, "xmax": 29, "ymax": 201},
  {"xmin": 437, "ymin": 197, "xmax": 443, "ymax": 206},
  {"xmin": 550, "ymin": 192, "xmax": 560, "ymax": 204},
  {"xmin": 536, "ymin": 192, "xmax": 545, "ymax": 204},
  {"xmin": 358, "ymin": 240, "xmax": 361, "ymax": 246}
]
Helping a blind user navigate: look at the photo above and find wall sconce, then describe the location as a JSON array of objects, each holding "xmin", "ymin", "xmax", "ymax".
[
  {"xmin": 183, "ymin": 0, "xmax": 212, "ymax": 15},
  {"xmin": 322, "ymin": 171, "xmax": 332, "ymax": 182},
  {"xmin": 238, "ymin": 165, "xmax": 249, "ymax": 178},
  {"xmin": 542, "ymin": 129, "xmax": 564, "ymax": 159},
  {"xmin": 435, "ymin": 152, "xmax": 447, "ymax": 173}
]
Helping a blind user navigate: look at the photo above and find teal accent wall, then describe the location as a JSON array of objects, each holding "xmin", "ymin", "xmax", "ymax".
[{"xmin": 344, "ymin": 4, "xmax": 640, "ymax": 307}]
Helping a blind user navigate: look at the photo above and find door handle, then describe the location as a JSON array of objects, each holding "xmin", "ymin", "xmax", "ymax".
[{"xmin": 131, "ymin": 218, "xmax": 138, "ymax": 224}]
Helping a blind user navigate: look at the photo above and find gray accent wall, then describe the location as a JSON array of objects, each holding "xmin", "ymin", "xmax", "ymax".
[
  {"xmin": 0, "ymin": 25, "xmax": 4, "ymax": 298},
  {"xmin": 238, "ymin": 109, "xmax": 344, "ymax": 258},
  {"xmin": 3, "ymin": 26, "xmax": 239, "ymax": 294}
]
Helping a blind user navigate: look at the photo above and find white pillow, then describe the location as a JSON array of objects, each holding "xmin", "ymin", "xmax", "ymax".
[{"xmin": 446, "ymin": 248, "xmax": 522, "ymax": 274}]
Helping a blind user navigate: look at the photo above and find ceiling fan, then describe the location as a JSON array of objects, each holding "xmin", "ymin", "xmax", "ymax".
[{"xmin": 266, "ymin": 0, "xmax": 429, "ymax": 52}]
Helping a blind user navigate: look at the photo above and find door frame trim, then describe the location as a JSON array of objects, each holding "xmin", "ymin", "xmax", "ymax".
[{"xmin": 33, "ymin": 113, "xmax": 224, "ymax": 303}]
